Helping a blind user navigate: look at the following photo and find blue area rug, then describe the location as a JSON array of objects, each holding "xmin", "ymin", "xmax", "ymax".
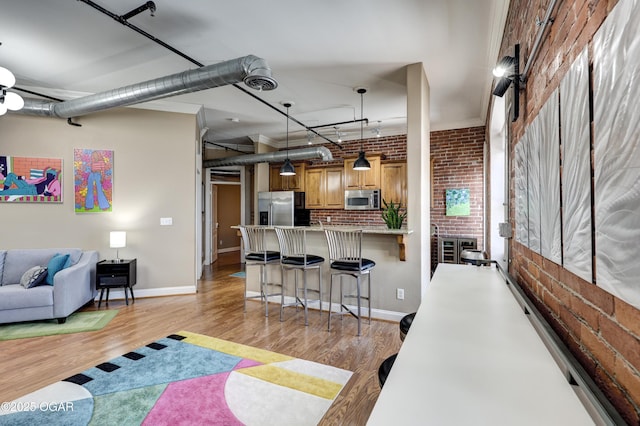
[{"xmin": 229, "ymin": 271, "xmax": 246, "ymax": 278}]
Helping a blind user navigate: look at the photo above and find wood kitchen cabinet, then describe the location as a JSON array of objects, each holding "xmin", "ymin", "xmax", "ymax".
[
  {"xmin": 305, "ymin": 167, "xmax": 344, "ymax": 209},
  {"xmin": 269, "ymin": 162, "xmax": 306, "ymax": 191},
  {"xmin": 381, "ymin": 161, "xmax": 407, "ymax": 207},
  {"xmin": 344, "ymin": 154, "xmax": 381, "ymax": 190}
]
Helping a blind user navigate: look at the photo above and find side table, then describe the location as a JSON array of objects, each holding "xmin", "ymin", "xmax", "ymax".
[{"xmin": 96, "ymin": 259, "xmax": 137, "ymax": 308}]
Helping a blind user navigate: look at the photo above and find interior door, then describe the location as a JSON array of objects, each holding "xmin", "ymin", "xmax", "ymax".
[{"xmin": 212, "ymin": 184, "xmax": 219, "ymax": 263}]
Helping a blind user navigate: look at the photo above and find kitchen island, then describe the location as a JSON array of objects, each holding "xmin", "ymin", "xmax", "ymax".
[{"xmin": 232, "ymin": 225, "xmax": 415, "ymax": 320}]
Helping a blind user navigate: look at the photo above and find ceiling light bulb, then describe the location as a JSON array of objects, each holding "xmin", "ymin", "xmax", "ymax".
[{"xmin": 0, "ymin": 66, "xmax": 16, "ymax": 88}]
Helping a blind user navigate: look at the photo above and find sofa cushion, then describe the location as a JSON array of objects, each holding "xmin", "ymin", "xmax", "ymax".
[
  {"xmin": 20, "ymin": 266, "xmax": 48, "ymax": 288},
  {"xmin": 1, "ymin": 249, "xmax": 82, "ymax": 285},
  {"xmin": 0, "ymin": 284, "xmax": 54, "ymax": 310},
  {"xmin": 46, "ymin": 254, "xmax": 70, "ymax": 286}
]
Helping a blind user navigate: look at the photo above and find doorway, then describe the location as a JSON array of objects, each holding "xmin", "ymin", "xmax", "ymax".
[{"xmin": 205, "ymin": 167, "xmax": 246, "ymax": 266}]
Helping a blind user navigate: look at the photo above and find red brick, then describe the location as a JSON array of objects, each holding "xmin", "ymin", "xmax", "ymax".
[
  {"xmin": 581, "ymin": 323, "xmax": 616, "ymax": 374},
  {"xmin": 615, "ymin": 298, "xmax": 640, "ymax": 340}
]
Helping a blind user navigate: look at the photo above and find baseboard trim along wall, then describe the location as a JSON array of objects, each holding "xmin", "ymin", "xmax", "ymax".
[
  {"xmin": 94, "ymin": 286, "xmax": 197, "ymax": 302},
  {"xmin": 246, "ymin": 291, "xmax": 406, "ymax": 322}
]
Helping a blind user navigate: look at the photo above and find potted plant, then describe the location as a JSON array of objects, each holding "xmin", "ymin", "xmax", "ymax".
[{"xmin": 381, "ymin": 199, "xmax": 407, "ymax": 229}]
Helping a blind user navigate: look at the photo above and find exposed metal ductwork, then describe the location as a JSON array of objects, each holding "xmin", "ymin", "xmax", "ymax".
[
  {"xmin": 203, "ymin": 146, "xmax": 333, "ymax": 168},
  {"xmin": 18, "ymin": 55, "xmax": 277, "ymax": 118}
]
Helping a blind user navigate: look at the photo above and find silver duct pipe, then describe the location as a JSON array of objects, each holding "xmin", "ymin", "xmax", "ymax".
[
  {"xmin": 203, "ymin": 146, "xmax": 333, "ymax": 168},
  {"xmin": 19, "ymin": 55, "xmax": 277, "ymax": 118}
]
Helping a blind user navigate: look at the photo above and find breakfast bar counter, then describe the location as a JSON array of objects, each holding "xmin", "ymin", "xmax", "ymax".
[
  {"xmin": 367, "ymin": 263, "xmax": 595, "ymax": 425},
  {"xmin": 233, "ymin": 224, "xmax": 418, "ymax": 318}
]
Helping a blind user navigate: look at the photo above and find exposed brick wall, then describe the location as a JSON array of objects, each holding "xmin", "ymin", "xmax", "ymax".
[
  {"xmin": 499, "ymin": 0, "xmax": 640, "ymax": 422},
  {"xmin": 430, "ymin": 127, "xmax": 485, "ymax": 250}
]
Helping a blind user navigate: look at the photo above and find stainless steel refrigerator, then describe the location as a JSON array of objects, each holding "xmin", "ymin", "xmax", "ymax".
[{"xmin": 258, "ymin": 191, "xmax": 295, "ymax": 226}]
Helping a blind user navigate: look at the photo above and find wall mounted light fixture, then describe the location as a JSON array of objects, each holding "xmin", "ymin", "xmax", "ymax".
[
  {"xmin": 0, "ymin": 66, "xmax": 24, "ymax": 116},
  {"xmin": 492, "ymin": 44, "xmax": 522, "ymax": 121}
]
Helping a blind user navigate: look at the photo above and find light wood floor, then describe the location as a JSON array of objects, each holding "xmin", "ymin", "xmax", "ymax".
[{"xmin": 0, "ymin": 252, "xmax": 402, "ymax": 425}]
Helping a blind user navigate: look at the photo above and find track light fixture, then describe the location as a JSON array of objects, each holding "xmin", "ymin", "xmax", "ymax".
[
  {"xmin": 280, "ymin": 102, "xmax": 296, "ymax": 176},
  {"xmin": 353, "ymin": 88, "xmax": 371, "ymax": 171},
  {"xmin": 0, "ymin": 66, "xmax": 24, "ymax": 116},
  {"xmin": 491, "ymin": 44, "xmax": 521, "ymax": 121}
]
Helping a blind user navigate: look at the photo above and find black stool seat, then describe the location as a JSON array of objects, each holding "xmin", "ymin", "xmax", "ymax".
[
  {"xmin": 245, "ymin": 251, "xmax": 281, "ymax": 262},
  {"xmin": 281, "ymin": 254, "xmax": 325, "ymax": 266},
  {"xmin": 378, "ymin": 353, "xmax": 398, "ymax": 388},
  {"xmin": 330, "ymin": 258, "xmax": 376, "ymax": 271},
  {"xmin": 400, "ymin": 312, "xmax": 416, "ymax": 341}
]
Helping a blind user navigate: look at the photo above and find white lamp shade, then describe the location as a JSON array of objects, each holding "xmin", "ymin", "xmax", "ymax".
[
  {"xmin": 3, "ymin": 92, "xmax": 24, "ymax": 111},
  {"xmin": 0, "ymin": 103, "xmax": 6, "ymax": 116},
  {"xmin": 0, "ymin": 67, "xmax": 16, "ymax": 88},
  {"xmin": 110, "ymin": 231, "xmax": 127, "ymax": 248}
]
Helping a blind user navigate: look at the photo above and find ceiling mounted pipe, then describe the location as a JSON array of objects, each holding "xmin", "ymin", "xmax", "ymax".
[
  {"xmin": 17, "ymin": 55, "xmax": 277, "ymax": 119},
  {"xmin": 203, "ymin": 146, "xmax": 333, "ymax": 168}
]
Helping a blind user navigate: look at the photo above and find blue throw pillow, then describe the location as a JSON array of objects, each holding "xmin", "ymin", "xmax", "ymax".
[{"xmin": 46, "ymin": 253, "xmax": 70, "ymax": 285}]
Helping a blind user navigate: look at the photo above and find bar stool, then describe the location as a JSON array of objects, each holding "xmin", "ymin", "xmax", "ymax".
[
  {"xmin": 324, "ymin": 228, "xmax": 375, "ymax": 336},
  {"xmin": 274, "ymin": 227, "xmax": 324, "ymax": 325},
  {"xmin": 400, "ymin": 312, "xmax": 416, "ymax": 341},
  {"xmin": 378, "ymin": 353, "xmax": 398, "ymax": 388},
  {"xmin": 239, "ymin": 225, "xmax": 282, "ymax": 316}
]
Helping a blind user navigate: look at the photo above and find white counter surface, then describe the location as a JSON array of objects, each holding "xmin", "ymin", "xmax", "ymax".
[{"xmin": 367, "ymin": 263, "xmax": 594, "ymax": 426}]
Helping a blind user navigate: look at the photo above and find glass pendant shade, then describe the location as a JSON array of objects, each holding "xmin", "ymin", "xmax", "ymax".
[
  {"xmin": 353, "ymin": 88, "xmax": 370, "ymax": 171},
  {"xmin": 280, "ymin": 102, "xmax": 296, "ymax": 176},
  {"xmin": 3, "ymin": 91, "xmax": 24, "ymax": 111},
  {"xmin": 0, "ymin": 67, "xmax": 16, "ymax": 88},
  {"xmin": 280, "ymin": 158, "xmax": 296, "ymax": 176},
  {"xmin": 353, "ymin": 151, "xmax": 371, "ymax": 170}
]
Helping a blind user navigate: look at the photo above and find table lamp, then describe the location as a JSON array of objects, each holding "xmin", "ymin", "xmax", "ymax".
[{"xmin": 110, "ymin": 231, "xmax": 126, "ymax": 262}]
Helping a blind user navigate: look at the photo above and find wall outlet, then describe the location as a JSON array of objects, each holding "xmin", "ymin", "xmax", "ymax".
[
  {"xmin": 396, "ymin": 288, "xmax": 405, "ymax": 300},
  {"xmin": 160, "ymin": 217, "xmax": 173, "ymax": 226},
  {"xmin": 327, "ymin": 216, "xmax": 331, "ymax": 223}
]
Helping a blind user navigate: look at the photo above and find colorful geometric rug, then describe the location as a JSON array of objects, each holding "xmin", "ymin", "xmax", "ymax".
[
  {"xmin": 229, "ymin": 271, "xmax": 246, "ymax": 278},
  {"xmin": 0, "ymin": 330, "xmax": 352, "ymax": 425},
  {"xmin": 0, "ymin": 310, "xmax": 118, "ymax": 341}
]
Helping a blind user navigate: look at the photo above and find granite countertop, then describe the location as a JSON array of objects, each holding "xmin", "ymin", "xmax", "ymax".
[{"xmin": 232, "ymin": 224, "xmax": 412, "ymax": 235}]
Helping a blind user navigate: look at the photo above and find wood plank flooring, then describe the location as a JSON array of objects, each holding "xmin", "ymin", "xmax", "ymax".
[{"xmin": 0, "ymin": 252, "xmax": 402, "ymax": 425}]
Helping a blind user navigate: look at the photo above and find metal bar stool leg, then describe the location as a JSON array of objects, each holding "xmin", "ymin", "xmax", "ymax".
[
  {"xmin": 356, "ymin": 275, "xmax": 362, "ymax": 336},
  {"xmin": 328, "ymin": 274, "xmax": 334, "ymax": 331}
]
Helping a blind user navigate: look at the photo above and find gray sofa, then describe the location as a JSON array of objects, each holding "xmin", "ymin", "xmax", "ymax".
[{"xmin": 0, "ymin": 248, "xmax": 99, "ymax": 324}]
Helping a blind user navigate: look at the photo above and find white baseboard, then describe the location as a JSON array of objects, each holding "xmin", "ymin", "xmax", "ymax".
[
  {"xmin": 95, "ymin": 285, "xmax": 197, "ymax": 302},
  {"xmin": 218, "ymin": 247, "xmax": 241, "ymax": 253},
  {"xmin": 245, "ymin": 291, "xmax": 405, "ymax": 322}
]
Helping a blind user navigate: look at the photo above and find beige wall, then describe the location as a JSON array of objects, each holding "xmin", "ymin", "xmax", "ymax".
[{"xmin": 0, "ymin": 107, "xmax": 198, "ymax": 294}]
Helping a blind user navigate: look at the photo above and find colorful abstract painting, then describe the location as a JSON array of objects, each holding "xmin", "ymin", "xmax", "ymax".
[
  {"xmin": 445, "ymin": 188, "xmax": 470, "ymax": 216},
  {"xmin": 0, "ymin": 156, "xmax": 63, "ymax": 203},
  {"xmin": 74, "ymin": 149, "xmax": 113, "ymax": 213}
]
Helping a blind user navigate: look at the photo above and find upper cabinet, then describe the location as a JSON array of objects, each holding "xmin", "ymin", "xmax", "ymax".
[
  {"xmin": 344, "ymin": 154, "xmax": 381, "ymax": 190},
  {"xmin": 269, "ymin": 162, "xmax": 306, "ymax": 191},
  {"xmin": 380, "ymin": 161, "xmax": 407, "ymax": 207},
  {"xmin": 305, "ymin": 166, "xmax": 344, "ymax": 209}
]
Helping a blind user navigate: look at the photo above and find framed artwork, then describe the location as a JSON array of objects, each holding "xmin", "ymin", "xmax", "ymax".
[
  {"xmin": 74, "ymin": 149, "xmax": 113, "ymax": 213},
  {"xmin": 445, "ymin": 188, "xmax": 470, "ymax": 216},
  {"xmin": 0, "ymin": 156, "xmax": 63, "ymax": 203}
]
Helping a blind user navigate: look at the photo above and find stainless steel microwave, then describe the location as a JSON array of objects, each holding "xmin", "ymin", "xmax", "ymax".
[{"xmin": 344, "ymin": 189, "xmax": 381, "ymax": 210}]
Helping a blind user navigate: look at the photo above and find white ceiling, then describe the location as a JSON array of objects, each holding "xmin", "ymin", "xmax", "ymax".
[{"xmin": 2, "ymin": 0, "xmax": 509, "ymax": 149}]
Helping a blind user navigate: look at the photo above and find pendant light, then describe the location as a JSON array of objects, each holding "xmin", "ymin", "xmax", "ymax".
[
  {"xmin": 353, "ymin": 88, "xmax": 371, "ymax": 171},
  {"xmin": 280, "ymin": 102, "xmax": 296, "ymax": 176}
]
